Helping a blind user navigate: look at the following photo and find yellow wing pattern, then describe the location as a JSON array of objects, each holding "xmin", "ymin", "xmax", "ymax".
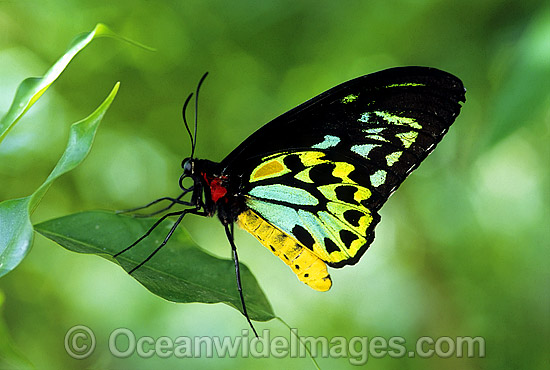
[{"xmin": 238, "ymin": 209, "xmax": 332, "ymax": 291}]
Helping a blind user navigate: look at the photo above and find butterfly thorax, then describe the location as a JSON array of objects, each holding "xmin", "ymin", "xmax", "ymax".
[{"xmin": 184, "ymin": 158, "xmax": 246, "ymax": 225}]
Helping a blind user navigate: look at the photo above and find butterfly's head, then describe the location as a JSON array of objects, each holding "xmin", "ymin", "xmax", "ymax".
[{"xmin": 179, "ymin": 157, "xmax": 197, "ymax": 192}]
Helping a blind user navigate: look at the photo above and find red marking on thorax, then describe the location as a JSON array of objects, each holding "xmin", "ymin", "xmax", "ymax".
[{"xmin": 202, "ymin": 173, "xmax": 228, "ymax": 202}]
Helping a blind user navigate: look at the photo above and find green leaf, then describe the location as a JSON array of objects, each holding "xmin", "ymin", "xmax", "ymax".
[
  {"xmin": 35, "ymin": 211, "xmax": 275, "ymax": 322},
  {"xmin": 0, "ymin": 83, "xmax": 120, "ymax": 277},
  {"xmin": 0, "ymin": 23, "xmax": 152, "ymax": 144}
]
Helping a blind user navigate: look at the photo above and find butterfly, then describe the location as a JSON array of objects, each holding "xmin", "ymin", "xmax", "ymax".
[{"xmin": 114, "ymin": 66, "xmax": 466, "ymax": 335}]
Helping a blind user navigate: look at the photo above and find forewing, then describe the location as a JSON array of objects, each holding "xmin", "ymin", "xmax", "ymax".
[{"xmin": 221, "ymin": 66, "xmax": 466, "ymax": 192}]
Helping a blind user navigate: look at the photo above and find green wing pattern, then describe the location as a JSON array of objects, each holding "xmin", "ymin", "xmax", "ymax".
[{"xmin": 245, "ymin": 150, "xmax": 377, "ymax": 266}]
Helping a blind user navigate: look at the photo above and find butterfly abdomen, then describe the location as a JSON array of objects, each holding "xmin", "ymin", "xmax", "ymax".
[{"xmin": 237, "ymin": 209, "xmax": 332, "ymax": 291}]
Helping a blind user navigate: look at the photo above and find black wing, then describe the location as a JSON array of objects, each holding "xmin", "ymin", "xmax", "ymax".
[{"xmin": 222, "ymin": 66, "xmax": 465, "ymax": 267}]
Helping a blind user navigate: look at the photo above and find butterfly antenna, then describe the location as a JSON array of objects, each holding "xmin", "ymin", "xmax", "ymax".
[
  {"xmin": 191, "ymin": 72, "xmax": 209, "ymax": 159},
  {"xmin": 182, "ymin": 93, "xmax": 194, "ymax": 157}
]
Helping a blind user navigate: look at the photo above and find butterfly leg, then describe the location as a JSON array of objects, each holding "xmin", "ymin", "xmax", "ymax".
[
  {"xmin": 116, "ymin": 192, "xmax": 194, "ymax": 217},
  {"xmin": 224, "ymin": 223, "xmax": 259, "ymax": 338},
  {"xmin": 114, "ymin": 208, "xmax": 205, "ymax": 274}
]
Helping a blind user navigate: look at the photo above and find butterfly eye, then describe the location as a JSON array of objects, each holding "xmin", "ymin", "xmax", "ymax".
[{"xmin": 182, "ymin": 158, "xmax": 193, "ymax": 173}]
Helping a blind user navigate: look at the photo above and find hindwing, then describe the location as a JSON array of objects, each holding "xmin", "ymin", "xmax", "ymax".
[{"xmin": 243, "ymin": 150, "xmax": 380, "ymax": 267}]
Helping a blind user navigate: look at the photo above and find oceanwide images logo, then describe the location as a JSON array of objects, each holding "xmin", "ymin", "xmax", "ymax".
[{"xmin": 65, "ymin": 326, "xmax": 486, "ymax": 365}]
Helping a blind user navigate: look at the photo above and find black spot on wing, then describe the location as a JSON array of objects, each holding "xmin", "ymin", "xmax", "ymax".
[
  {"xmin": 308, "ymin": 163, "xmax": 340, "ymax": 185},
  {"xmin": 324, "ymin": 237, "xmax": 340, "ymax": 254},
  {"xmin": 335, "ymin": 185, "xmax": 358, "ymax": 205},
  {"xmin": 339, "ymin": 229, "xmax": 358, "ymax": 249},
  {"xmin": 343, "ymin": 209, "xmax": 364, "ymax": 227},
  {"xmin": 292, "ymin": 225, "xmax": 315, "ymax": 251},
  {"xmin": 283, "ymin": 154, "xmax": 305, "ymax": 172},
  {"xmin": 347, "ymin": 168, "xmax": 371, "ymax": 185}
]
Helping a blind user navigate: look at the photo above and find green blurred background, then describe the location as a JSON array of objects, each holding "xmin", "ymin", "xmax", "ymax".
[{"xmin": 1, "ymin": 0, "xmax": 548, "ymax": 369}]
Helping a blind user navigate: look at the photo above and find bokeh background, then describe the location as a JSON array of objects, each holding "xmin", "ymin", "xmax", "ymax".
[{"xmin": 1, "ymin": 1, "xmax": 548, "ymax": 369}]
